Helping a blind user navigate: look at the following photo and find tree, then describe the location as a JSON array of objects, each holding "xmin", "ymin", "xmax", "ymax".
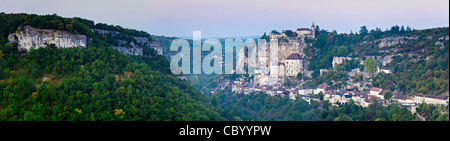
[
  {"xmin": 359, "ymin": 52, "xmax": 366, "ymax": 60},
  {"xmin": 353, "ymin": 86, "xmax": 359, "ymax": 91},
  {"xmin": 390, "ymin": 25, "xmax": 400, "ymax": 35},
  {"xmin": 364, "ymin": 57, "xmax": 377, "ymax": 74},
  {"xmin": 271, "ymin": 30, "xmax": 279, "ymax": 34},
  {"xmin": 334, "ymin": 113, "xmax": 350, "ymax": 121},
  {"xmin": 261, "ymin": 32, "xmax": 270, "ymax": 42},
  {"xmin": 360, "ymin": 26, "xmax": 368, "ymax": 37},
  {"xmin": 318, "ymin": 92, "xmax": 324, "ymax": 101},
  {"xmin": 337, "ymin": 46, "xmax": 349, "ymax": 56},
  {"xmin": 400, "ymin": 25, "xmax": 405, "ymax": 34},
  {"xmin": 322, "ymin": 100, "xmax": 331, "ymax": 110},
  {"xmin": 312, "ymin": 70, "xmax": 320, "ymax": 79},
  {"xmin": 296, "ymin": 72, "xmax": 303, "ymax": 79},
  {"xmin": 384, "ymin": 91, "xmax": 393, "ymax": 100},
  {"xmin": 285, "ymin": 30, "xmax": 293, "ymax": 37},
  {"xmin": 0, "ymin": 49, "xmax": 3, "ymax": 63}
]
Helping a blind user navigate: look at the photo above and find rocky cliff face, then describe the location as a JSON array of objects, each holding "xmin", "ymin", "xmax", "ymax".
[
  {"xmin": 93, "ymin": 29, "xmax": 163, "ymax": 56},
  {"xmin": 8, "ymin": 25, "xmax": 87, "ymax": 51},
  {"xmin": 7, "ymin": 26, "xmax": 163, "ymax": 56},
  {"xmin": 375, "ymin": 36, "xmax": 418, "ymax": 48}
]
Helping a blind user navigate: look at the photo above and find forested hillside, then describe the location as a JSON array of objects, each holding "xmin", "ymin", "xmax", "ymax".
[
  {"xmin": 0, "ymin": 13, "xmax": 224, "ymax": 121},
  {"xmin": 305, "ymin": 26, "xmax": 449, "ymax": 95}
]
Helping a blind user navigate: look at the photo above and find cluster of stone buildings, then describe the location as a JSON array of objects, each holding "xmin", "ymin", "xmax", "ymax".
[
  {"xmin": 269, "ymin": 23, "xmax": 316, "ymax": 39},
  {"xmin": 323, "ymin": 86, "xmax": 448, "ymax": 109},
  {"xmin": 211, "ymin": 69, "xmax": 448, "ymax": 114},
  {"xmin": 216, "ymin": 75, "xmax": 448, "ymax": 107},
  {"xmin": 209, "ymin": 24, "xmax": 448, "ymax": 115},
  {"xmin": 331, "ymin": 56, "xmax": 393, "ymax": 75},
  {"xmin": 248, "ymin": 24, "xmax": 316, "ymax": 86}
]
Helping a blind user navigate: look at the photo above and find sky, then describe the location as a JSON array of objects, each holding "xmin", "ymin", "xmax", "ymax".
[{"xmin": 1, "ymin": 0, "xmax": 449, "ymax": 38}]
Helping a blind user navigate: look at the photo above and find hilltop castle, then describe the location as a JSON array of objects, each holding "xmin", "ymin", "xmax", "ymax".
[{"xmin": 270, "ymin": 22, "xmax": 316, "ymax": 39}]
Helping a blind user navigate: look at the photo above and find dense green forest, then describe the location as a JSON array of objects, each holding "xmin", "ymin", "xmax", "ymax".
[
  {"xmin": 0, "ymin": 42, "xmax": 226, "ymax": 121},
  {"xmin": 0, "ymin": 13, "xmax": 224, "ymax": 121}
]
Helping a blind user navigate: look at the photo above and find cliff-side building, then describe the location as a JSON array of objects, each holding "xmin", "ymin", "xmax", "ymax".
[
  {"xmin": 279, "ymin": 53, "xmax": 303, "ymax": 77},
  {"xmin": 269, "ymin": 23, "xmax": 316, "ymax": 39},
  {"xmin": 296, "ymin": 22, "xmax": 316, "ymax": 39}
]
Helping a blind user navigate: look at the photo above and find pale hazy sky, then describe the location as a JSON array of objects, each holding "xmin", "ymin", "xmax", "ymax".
[{"xmin": 1, "ymin": 0, "xmax": 448, "ymax": 38}]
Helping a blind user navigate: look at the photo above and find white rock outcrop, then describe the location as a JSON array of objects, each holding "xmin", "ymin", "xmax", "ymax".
[
  {"xmin": 8, "ymin": 25, "xmax": 87, "ymax": 51},
  {"xmin": 332, "ymin": 57, "xmax": 353, "ymax": 68},
  {"xmin": 93, "ymin": 29, "xmax": 163, "ymax": 56},
  {"xmin": 375, "ymin": 36, "xmax": 418, "ymax": 48}
]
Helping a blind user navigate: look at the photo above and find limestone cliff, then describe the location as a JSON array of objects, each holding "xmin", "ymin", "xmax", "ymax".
[
  {"xmin": 93, "ymin": 29, "xmax": 163, "ymax": 56},
  {"xmin": 7, "ymin": 26, "xmax": 163, "ymax": 56},
  {"xmin": 360, "ymin": 36, "xmax": 418, "ymax": 48},
  {"xmin": 8, "ymin": 25, "xmax": 87, "ymax": 50}
]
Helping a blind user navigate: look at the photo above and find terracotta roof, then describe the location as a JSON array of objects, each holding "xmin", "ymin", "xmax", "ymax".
[
  {"xmin": 370, "ymin": 87, "xmax": 382, "ymax": 92},
  {"xmin": 318, "ymin": 84, "xmax": 328, "ymax": 89}
]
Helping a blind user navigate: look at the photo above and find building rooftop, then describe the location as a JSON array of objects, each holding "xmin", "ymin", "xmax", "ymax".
[
  {"xmin": 317, "ymin": 84, "xmax": 328, "ymax": 89},
  {"xmin": 416, "ymin": 94, "xmax": 449, "ymax": 100},
  {"xmin": 394, "ymin": 94, "xmax": 408, "ymax": 100},
  {"xmin": 325, "ymin": 87, "xmax": 334, "ymax": 91},
  {"xmin": 286, "ymin": 53, "xmax": 302, "ymax": 60},
  {"xmin": 300, "ymin": 85, "xmax": 312, "ymax": 90},
  {"xmin": 297, "ymin": 28, "xmax": 310, "ymax": 31},
  {"xmin": 370, "ymin": 87, "xmax": 382, "ymax": 92}
]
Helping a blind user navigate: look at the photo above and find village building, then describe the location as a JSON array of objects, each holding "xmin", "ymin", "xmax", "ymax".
[
  {"xmin": 296, "ymin": 23, "xmax": 316, "ymax": 39},
  {"xmin": 270, "ymin": 23, "xmax": 316, "ymax": 39},
  {"xmin": 298, "ymin": 85, "xmax": 313, "ymax": 95},
  {"xmin": 414, "ymin": 94, "xmax": 449, "ymax": 105},
  {"xmin": 393, "ymin": 94, "xmax": 414, "ymax": 104},
  {"xmin": 269, "ymin": 32, "xmax": 287, "ymax": 39},
  {"xmin": 381, "ymin": 67, "xmax": 392, "ymax": 74},
  {"xmin": 314, "ymin": 84, "xmax": 328, "ymax": 94},
  {"xmin": 279, "ymin": 53, "xmax": 303, "ymax": 77},
  {"xmin": 369, "ymin": 87, "xmax": 383, "ymax": 99}
]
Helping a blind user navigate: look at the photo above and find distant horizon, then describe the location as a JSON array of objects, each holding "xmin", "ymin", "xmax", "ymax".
[{"xmin": 1, "ymin": 0, "xmax": 448, "ymax": 38}]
